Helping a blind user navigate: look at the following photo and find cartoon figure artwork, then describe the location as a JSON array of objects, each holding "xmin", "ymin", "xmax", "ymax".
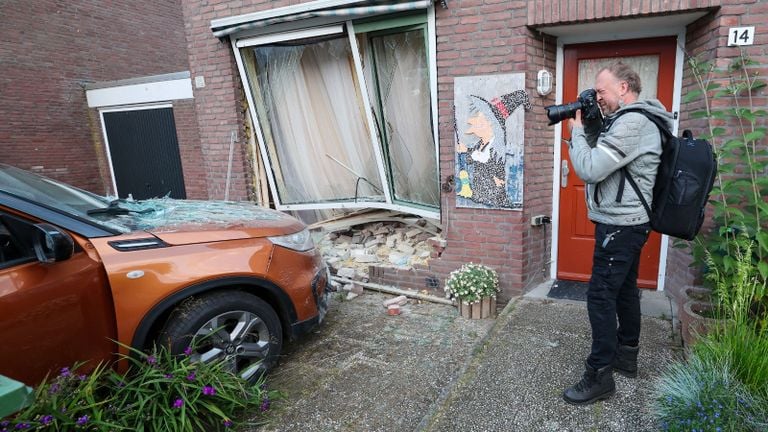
[{"xmin": 454, "ymin": 74, "xmax": 530, "ymax": 210}]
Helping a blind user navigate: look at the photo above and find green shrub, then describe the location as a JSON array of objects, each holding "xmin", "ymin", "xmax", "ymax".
[
  {"xmin": 685, "ymin": 53, "xmax": 768, "ymax": 306},
  {"xmin": 693, "ymin": 321, "xmax": 768, "ymax": 401},
  {"xmin": 653, "ymin": 353, "xmax": 768, "ymax": 432},
  {"xmin": 2, "ymin": 345, "xmax": 275, "ymax": 431},
  {"xmin": 704, "ymin": 232, "xmax": 767, "ymax": 327}
]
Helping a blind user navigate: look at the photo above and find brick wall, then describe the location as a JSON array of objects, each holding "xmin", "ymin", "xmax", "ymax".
[
  {"xmin": 179, "ymin": 0, "xmax": 764, "ymax": 300},
  {"xmin": 0, "ymin": 0, "xmax": 190, "ymax": 192},
  {"xmin": 85, "ymin": 100, "xmax": 206, "ymax": 199},
  {"xmin": 665, "ymin": 0, "xmax": 768, "ymax": 299},
  {"xmin": 177, "ymin": 1, "xmax": 265, "ymax": 202},
  {"xmin": 527, "ymin": 0, "xmax": 720, "ymax": 25},
  {"xmin": 426, "ymin": 0, "xmax": 553, "ymax": 300}
]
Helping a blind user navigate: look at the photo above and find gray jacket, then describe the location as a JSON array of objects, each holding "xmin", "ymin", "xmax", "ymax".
[{"xmin": 569, "ymin": 99, "xmax": 674, "ymax": 226}]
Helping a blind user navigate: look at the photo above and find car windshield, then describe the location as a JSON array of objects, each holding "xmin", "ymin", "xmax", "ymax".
[{"xmin": 0, "ymin": 164, "xmax": 131, "ymax": 233}]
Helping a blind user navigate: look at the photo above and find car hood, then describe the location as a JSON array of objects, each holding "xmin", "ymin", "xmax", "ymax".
[{"xmin": 101, "ymin": 199, "xmax": 305, "ymax": 244}]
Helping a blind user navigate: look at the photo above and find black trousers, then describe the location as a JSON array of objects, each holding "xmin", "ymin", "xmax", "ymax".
[{"xmin": 587, "ymin": 222, "xmax": 651, "ymax": 369}]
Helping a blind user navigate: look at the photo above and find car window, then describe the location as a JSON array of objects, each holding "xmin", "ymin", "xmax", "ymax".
[
  {"xmin": 0, "ymin": 164, "xmax": 130, "ymax": 233},
  {"xmin": 0, "ymin": 212, "xmax": 36, "ymax": 268}
]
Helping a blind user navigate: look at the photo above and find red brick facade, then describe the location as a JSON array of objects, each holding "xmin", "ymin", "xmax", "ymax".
[
  {"xmin": 0, "ymin": 0, "xmax": 196, "ymax": 194},
  {"xmin": 175, "ymin": 0, "xmax": 766, "ymax": 300},
  {"xmin": 4, "ymin": 0, "xmax": 765, "ymax": 301}
]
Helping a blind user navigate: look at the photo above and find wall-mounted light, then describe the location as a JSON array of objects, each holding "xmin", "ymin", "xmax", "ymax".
[{"xmin": 537, "ymin": 69, "xmax": 552, "ymax": 96}]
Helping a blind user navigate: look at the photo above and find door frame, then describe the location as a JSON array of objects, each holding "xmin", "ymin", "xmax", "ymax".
[
  {"xmin": 98, "ymin": 103, "xmax": 174, "ymax": 197},
  {"xmin": 549, "ymin": 30, "xmax": 686, "ymax": 292}
]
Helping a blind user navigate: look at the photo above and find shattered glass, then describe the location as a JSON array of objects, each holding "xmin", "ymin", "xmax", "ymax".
[{"xmin": 90, "ymin": 198, "xmax": 285, "ymax": 232}]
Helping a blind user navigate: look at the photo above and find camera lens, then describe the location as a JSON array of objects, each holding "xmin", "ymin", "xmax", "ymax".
[{"xmin": 545, "ymin": 101, "xmax": 583, "ymax": 126}]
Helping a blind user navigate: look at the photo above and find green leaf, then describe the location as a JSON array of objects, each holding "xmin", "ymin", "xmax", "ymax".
[
  {"xmin": 758, "ymin": 261, "xmax": 768, "ymax": 281},
  {"xmin": 683, "ymin": 88, "xmax": 703, "ymax": 103},
  {"xmin": 691, "ymin": 111, "xmax": 710, "ymax": 119},
  {"xmin": 751, "ymin": 80, "xmax": 767, "ymax": 91},
  {"xmin": 710, "ymin": 110, "xmax": 729, "ymax": 119},
  {"xmin": 706, "ymin": 81, "xmax": 722, "ymax": 91},
  {"xmin": 711, "ymin": 127, "xmax": 727, "ymax": 137},
  {"xmin": 757, "ymin": 230, "xmax": 768, "ymax": 250},
  {"xmin": 744, "ymin": 129, "xmax": 766, "ymax": 142}
]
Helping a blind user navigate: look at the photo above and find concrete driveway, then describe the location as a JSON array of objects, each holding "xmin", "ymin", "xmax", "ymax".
[{"xmin": 251, "ymin": 287, "xmax": 680, "ymax": 431}]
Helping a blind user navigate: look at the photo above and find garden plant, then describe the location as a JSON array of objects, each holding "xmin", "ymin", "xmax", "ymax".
[
  {"xmin": 444, "ymin": 262, "xmax": 500, "ymax": 304},
  {"xmin": 653, "ymin": 52, "xmax": 768, "ymax": 432},
  {"xmin": 1, "ymin": 344, "xmax": 275, "ymax": 431}
]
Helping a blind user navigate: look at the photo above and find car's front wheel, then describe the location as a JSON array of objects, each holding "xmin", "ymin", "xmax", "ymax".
[{"xmin": 158, "ymin": 290, "xmax": 282, "ymax": 382}]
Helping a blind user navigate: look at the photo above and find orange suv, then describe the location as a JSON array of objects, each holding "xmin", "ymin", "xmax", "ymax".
[{"xmin": 0, "ymin": 164, "xmax": 328, "ymax": 385}]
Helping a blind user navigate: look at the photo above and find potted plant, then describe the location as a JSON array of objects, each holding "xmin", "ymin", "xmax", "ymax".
[{"xmin": 444, "ymin": 263, "xmax": 500, "ymax": 319}]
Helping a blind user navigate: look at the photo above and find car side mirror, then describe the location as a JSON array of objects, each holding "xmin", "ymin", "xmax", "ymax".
[{"xmin": 33, "ymin": 223, "xmax": 74, "ymax": 263}]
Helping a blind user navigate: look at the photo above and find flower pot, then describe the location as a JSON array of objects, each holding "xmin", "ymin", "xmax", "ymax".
[
  {"xmin": 458, "ymin": 297, "xmax": 496, "ymax": 319},
  {"xmin": 680, "ymin": 299, "xmax": 723, "ymax": 348},
  {"xmin": 684, "ymin": 285, "xmax": 713, "ymax": 302},
  {"xmin": 674, "ymin": 286, "xmax": 714, "ymax": 340}
]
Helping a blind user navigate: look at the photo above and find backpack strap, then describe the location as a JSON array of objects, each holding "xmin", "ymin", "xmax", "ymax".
[
  {"xmin": 621, "ymin": 167, "xmax": 653, "ymax": 219},
  {"xmin": 599, "ymin": 107, "xmax": 670, "ymax": 217}
]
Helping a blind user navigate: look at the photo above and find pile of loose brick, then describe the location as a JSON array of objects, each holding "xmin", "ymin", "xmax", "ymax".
[{"xmin": 317, "ymin": 220, "xmax": 445, "ymax": 298}]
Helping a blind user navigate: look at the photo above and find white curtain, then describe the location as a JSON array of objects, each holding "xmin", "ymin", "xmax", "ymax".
[
  {"xmin": 252, "ymin": 38, "xmax": 383, "ymax": 204},
  {"xmin": 369, "ymin": 29, "xmax": 438, "ymax": 207},
  {"xmin": 577, "ymin": 56, "xmax": 659, "ymax": 101}
]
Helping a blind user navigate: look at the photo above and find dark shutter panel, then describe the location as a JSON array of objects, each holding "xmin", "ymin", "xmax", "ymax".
[{"xmin": 103, "ymin": 108, "xmax": 187, "ymax": 200}]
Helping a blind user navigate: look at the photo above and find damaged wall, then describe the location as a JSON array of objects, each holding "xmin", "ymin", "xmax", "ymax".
[{"xmin": 177, "ymin": 0, "xmax": 758, "ymax": 301}]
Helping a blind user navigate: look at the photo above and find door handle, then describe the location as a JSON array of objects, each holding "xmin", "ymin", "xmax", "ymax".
[{"xmin": 561, "ymin": 160, "xmax": 569, "ymax": 188}]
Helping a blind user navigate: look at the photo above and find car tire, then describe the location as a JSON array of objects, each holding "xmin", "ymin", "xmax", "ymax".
[{"xmin": 157, "ymin": 290, "xmax": 282, "ymax": 382}]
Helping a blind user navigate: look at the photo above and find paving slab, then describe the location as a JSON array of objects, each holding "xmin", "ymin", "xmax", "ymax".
[
  {"xmin": 251, "ymin": 291, "xmax": 496, "ymax": 432},
  {"xmin": 421, "ymin": 298, "xmax": 680, "ymax": 432},
  {"xmin": 248, "ymin": 287, "xmax": 680, "ymax": 431}
]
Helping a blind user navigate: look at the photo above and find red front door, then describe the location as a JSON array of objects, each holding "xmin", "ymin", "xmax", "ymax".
[{"xmin": 556, "ymin": 37, "xmax": 677, "ymax": 288}]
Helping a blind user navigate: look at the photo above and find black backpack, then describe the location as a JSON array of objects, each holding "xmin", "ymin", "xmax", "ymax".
[{"xmin": 608, "ymin": 108, "xmax": 717, "ymax": 240}]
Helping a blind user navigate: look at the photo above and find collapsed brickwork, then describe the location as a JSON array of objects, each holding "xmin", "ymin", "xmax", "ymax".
[{"xmin": 315, "ymin": 217, "xmax": 447, "ymax": 295}]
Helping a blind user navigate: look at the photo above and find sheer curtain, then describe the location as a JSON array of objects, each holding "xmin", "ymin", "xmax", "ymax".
[
  {"xmin": 250, "ymin": 38, "xmax": 383, "ymax": 205},
  {"xmin": 577, "ymin": 56, "xmax": 659, "ymax": 101},
  {"xmin": 369, "ymin": 29, "xmax": 438, "ymax": 207}
]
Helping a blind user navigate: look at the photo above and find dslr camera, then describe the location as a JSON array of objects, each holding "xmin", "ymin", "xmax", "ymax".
[{"xmin": 545, "ymin": 88, "xmax": 602, "ymax": 126}]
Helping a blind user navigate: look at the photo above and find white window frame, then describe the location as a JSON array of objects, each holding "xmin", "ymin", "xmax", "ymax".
[{"xmin": 229, "ymin": 6, "xmax": 439, "ymax": 219}]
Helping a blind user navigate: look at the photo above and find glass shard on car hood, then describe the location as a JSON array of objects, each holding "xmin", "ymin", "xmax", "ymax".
[{"xmin": 98, "ymin": 198, "xmax": 298, "ymax": 235}]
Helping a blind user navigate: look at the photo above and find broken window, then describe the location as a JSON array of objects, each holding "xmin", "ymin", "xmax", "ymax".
[{"xmin": 234, "ymin": 12, "xmax": 438, "ymax": 218}]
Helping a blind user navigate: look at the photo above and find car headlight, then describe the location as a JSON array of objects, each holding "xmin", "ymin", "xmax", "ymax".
[{"xmin": 268, "ymin": 228, "xmax": 314, "ymax": 251}]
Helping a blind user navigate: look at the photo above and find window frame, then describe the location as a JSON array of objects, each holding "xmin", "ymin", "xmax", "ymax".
[{"xmin": 229, "ymin": 6, "xmax": 439, "ymax": 219}]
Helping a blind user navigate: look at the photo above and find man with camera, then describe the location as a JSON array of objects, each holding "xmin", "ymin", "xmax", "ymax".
[{"xmin": 556, "ymin": 62, "xmax": 674, "ymax": 405}]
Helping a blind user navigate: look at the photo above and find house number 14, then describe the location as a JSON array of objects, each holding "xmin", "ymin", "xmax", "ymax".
[{"xmin": 728, "ymin": 27, "xmax": 755, "ymax": 46}]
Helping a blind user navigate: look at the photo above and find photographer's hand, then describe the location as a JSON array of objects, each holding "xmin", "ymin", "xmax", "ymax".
[{"xmin": 568, "ymin": 110, "xmax": 583, "ymax": 133}]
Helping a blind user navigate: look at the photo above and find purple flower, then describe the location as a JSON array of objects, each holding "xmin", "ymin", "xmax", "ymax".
[
  {"xmin": 223, "ymin": 419, "xmax": 233, "ymax": 428},
  {"xmin": 183, "ymin": 346, "xmax": 193, "ymax": 356},
  {"xmin": 76, "ymin": 415, "xmax": 89, "ymax": 426},
  {"xmin": 164, "ymin": 373, "xmax": 173, "ymax": 379},
  {"xmin": 172, "ymin": 398, "xmax": 184, "ymax": 409},
  {"xmin": 78, "ymin": 374, "xmax": 87, "ymax": 381},
  {"xmin": 0, "ymin": 422, "xmax": 8, "ymax": 427},
  {"xmin": 201, "ymin": 385, "xmax": 216, "ymax": 396},
  {"xmin": 117, "ymin": 381, "xmax": 126, "ymax": 388},
  {"xmin": 48, "ymin": 383, "xmax": 60, "ymax": 394},
  {"xmin": 186, "ymin": 372, "xmax": 196, "ymax": 381},
  {"xmin": 14, "ymin": 424, "xmax": 30, "ymax": 430},
  {"xmin": 260, "ymin": 398, "xmax": 271, "ymax": 412},
  {"xmin": 39, "ymin": 415, "xmax": 53, "ymax": 425},
  {"xmin": 146, "ymin": 355, "xmax": 157, "ymax": 365},
  {"xmin": 60, "ymin": 367, "xmax": 71, "ymax": 377}
]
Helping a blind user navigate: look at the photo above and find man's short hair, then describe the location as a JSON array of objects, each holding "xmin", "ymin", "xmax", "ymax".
[{"xmin": 600, "ymin": 62, "xmax": 642, "ymax": 95}]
